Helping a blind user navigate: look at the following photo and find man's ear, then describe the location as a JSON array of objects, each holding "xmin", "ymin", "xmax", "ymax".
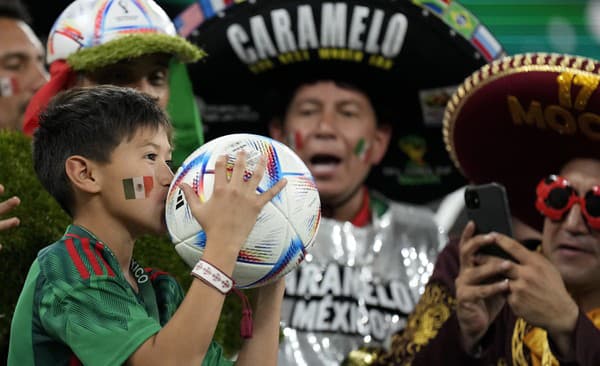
[
  {"xmin": 370, "ymin": 124, "xmax": 392, "ymax": 164},
  {"xmin": 269, "ymin": 118, "xmax": 285, "ymax": 142},
  {"xmin": 65, "ymin": 156, "xmax": 101, "ymax": 194}
]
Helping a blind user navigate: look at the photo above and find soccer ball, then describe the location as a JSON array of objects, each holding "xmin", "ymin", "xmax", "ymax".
[{"xmin": 165, "ymin": 133, "xmax": 321, "ymax": 288}]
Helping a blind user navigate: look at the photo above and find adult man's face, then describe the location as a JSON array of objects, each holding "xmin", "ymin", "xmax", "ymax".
[
  {"xmin": 542, "ymin": 158, "xmax": 600, "ymax": 295},
  {"xmin": 0, "ymin": 18, "xmax": 47, "ymax": 131},
  {"xmin": 270, "ymin": 80, "xmax": 391, "ymax": 207}
]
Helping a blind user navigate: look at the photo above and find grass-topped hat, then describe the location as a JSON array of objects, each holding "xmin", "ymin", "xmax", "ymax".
[
  {"xmin": 23, "ymin": 0, "xmax": 205, "ymax": 166},
  {"xmin": 444, "ymin": 53, "xmax": 600, "ymax": 231},
  {"xmin": 184, "ymin": 0, "xmax": 504, "ymax": 204}
]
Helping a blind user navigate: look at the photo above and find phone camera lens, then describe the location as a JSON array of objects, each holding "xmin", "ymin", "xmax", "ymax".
[{"xmin": 465, "ymin": 190, "xmax": 480, "ymax": 209}]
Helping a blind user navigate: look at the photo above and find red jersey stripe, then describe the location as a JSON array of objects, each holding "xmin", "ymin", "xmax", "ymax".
[
  {"xmin": 147, "ymin": 268, "xmax": 169, "ymax": 282},
  {"xmin": 81, "ymin": 237, "xmax": 103, "ymax": 276},
  {"xmin": 67, "ymin": 232, "xmax": 115, "ymax": 277},
  {"xmin": 95, "ymin": 243, "xmax": 115, "ymax": 277},
  {"xmin": 65, "ymin": 238, "xmax": 89, "ymax": 280}
]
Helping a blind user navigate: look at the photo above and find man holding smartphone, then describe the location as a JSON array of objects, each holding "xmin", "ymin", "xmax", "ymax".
[{"xmin": 375, "ymin": 53, "xmax": 600, "ymax": 365}]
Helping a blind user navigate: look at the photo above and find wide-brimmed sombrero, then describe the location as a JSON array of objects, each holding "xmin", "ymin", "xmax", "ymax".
[
  {"xmin": 444, "ymin": 53, "xmax": 600, "ymax": 231},
  {"xmin": 182, "ymin": 0, "xmax": 504, "ymax": 204}
]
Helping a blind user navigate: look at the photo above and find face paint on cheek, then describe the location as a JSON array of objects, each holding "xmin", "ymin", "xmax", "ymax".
[
  {"xmin": 354, "ymin": 138, "xmax": 371, "ymax": 162},
  {"xmin": 123, "ymin": 176, "xmax": 154, "ymax": 200},
  {"xmin": 0, "ymin": 77, "xmax": 19, "ymax": 97},
  {"xmin": 286, "ymin": 130, "xmax": 304, "ymax": 151}
]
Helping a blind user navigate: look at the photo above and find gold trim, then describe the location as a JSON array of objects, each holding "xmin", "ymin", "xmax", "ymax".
[
  {"xmin": 377, "ymin": 283, "xmax": 456, "ymax": 366},
  {"xmin": 536, "ymin": 53, "xmax": 548, "ymax": 65},
  {"xmin": 442, "ymin": 53, "xmax": 600, "ymax": 176},
  {"xmin": 512, "ymin": 317, "xmax": 529, "ymax": 366},
  {"xmin": 513, "ymin": 54, "xmax": 524, "ymax": 68}
]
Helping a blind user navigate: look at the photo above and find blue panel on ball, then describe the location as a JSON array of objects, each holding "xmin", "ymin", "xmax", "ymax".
[{"xmin": 242, "ymin": 236, "xmax": 305, "ymax": 288}]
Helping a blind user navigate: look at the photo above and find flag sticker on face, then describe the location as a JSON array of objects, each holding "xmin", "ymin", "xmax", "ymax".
[
  {"xmin": 123, "ymin": 176, "xmax": 154, "ymax": 200},
  {"xmin": 286, "ymin": 131, "xmax": 303, "ymax": 151},
  {"xmin": 0, "ymin": 77, "xmax": 18, "ymax": 97},
  {"xmin": 354, "ymin": 138, "xmax": 370, "ymax": 162}
]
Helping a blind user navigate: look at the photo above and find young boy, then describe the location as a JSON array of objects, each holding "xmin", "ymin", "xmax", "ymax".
[{"xmin": 8, "ymin": 85, "xmax": 286, "ymax": 366}]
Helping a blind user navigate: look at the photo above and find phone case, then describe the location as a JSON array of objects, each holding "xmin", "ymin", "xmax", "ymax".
[{"xmin": 464, "ymin": 183, "xmax": 514, "ymax": 260}]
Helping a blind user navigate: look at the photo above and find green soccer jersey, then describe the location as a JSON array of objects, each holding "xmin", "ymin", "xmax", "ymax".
[{"xmin": 8, "ymin": 225, "xmax": 233, "ymax": 366}]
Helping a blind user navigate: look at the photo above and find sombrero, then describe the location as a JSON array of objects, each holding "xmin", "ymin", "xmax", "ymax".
[
  {"xmin": 444, "ymin": 53, "xmax": 600, "ymax": 231},
  {"xmin": 23, "ymin": 0, "xmax": 205, "ymax": 166},
  {"xmin": 183, "ymin": 0, "xmax": 505, "ymax": 204}
]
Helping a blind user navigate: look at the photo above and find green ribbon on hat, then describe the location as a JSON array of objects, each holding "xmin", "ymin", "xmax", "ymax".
[{"xmin": 167, "ymin": 59, "xmax": 204, "ymax": 167}]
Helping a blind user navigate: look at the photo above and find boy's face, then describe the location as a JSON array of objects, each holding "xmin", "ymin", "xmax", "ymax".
[
  {"xmin": 270, "ymin": 81, "xmax": 391, "ymax": 206},
  {"xmin": 542, "ymin": 158, "xmax": 600, "ymax": 294},
  {"xmin": 79, "ymin": 53, "xmax": 170, "ymax": 109},
  {"xmin": 97, "ymin": 126, "xmax": 173, "ymax": 237}
]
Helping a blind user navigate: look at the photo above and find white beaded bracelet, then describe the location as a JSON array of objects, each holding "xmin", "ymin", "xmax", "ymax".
[{"xmin": 191, "ymin": 259, "xmax": 234, "ymax": 294}]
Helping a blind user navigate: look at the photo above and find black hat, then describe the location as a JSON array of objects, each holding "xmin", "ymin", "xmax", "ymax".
[{"xmin": 185, "ymin": 0, "xmax": 505, "ymax": 203}]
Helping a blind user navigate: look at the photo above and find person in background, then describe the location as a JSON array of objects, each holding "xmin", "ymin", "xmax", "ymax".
[
  {"xmin": 0, "ymin": 0, "xmax": 46, "ymax": 131},
  {"xmin": 0, "ymin": 0, "xmax": 47, "ymax": 244},
  {"xmin": 182, "ymin": 0, "xmax": 505, "ymax": 364},
  {"xmin": 22, "ymin": 0, "xmax": 205, "ymax": 167},
  {"xmin": 375, "ymin": 53, "xmax": 600, "ymax": 365}
]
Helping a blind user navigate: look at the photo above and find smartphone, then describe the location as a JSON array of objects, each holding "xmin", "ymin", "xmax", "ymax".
[{"xmin": 464, "ymin": 183, "xmax": 514, "ymax": 260}]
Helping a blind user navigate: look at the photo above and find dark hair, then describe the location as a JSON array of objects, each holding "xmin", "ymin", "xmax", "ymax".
[
  {"xmin": 0, "ymin": 0, "xmax": 32, "ymax": 24},
  {"xmin": 33, "ymin": 85, "xmax": 172, "ymax": 216}
]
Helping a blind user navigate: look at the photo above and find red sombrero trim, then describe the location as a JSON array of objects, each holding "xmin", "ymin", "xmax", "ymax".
[{"xmin": 443, "ymin": 52, "xmax": 600, "ymax": 177}]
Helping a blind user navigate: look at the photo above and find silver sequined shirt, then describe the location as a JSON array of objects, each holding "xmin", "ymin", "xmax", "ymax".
[{"xmin": 278, "ymin": 193, "xmax": 446, "ymax": 366}]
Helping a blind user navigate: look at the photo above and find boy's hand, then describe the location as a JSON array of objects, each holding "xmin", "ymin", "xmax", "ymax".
[{"xmin": 181, "ymin": 151, "xmax": 287, "ymax": 254}]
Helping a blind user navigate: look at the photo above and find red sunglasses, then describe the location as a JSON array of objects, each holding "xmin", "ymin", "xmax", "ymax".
[{"xmin": 536, "ymin": 175, "xmax": 600, "ymax": 230}]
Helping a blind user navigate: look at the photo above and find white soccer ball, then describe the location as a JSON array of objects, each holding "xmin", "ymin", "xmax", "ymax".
[{"xmin": 165, "ymin": 133, "xmax": 321, "ymax": 288}]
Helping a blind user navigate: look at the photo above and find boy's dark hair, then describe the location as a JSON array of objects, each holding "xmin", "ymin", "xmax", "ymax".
[
  {"xmin": 33, "ymin": 85, "xmax": 173, "ymax": 216},
  {"xmin": 0, "ymin": 0, "xmax": 32, "ymax": 24}
]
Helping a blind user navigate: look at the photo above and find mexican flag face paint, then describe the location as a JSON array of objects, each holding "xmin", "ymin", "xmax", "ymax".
[
  {"xmin": 123, "ymin": 176, "xmax": 154, "ymax": 200},
  {"xmin": 354, "ymin": 138, "xmax": 370, "ymax": 162},
  {"xmin": 0, "ymin": 77, "xmax": 18, "ymax": 97},
  {"xmin": 286, "ymin": 131, "xmax": 303, "ymax": 151}
]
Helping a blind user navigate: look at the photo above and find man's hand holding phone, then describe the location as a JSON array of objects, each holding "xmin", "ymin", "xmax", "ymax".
[
  {"xmin": 455, "ymin": 220, "xmax": 578, "ymax": 357},
  {"xmin": 455, "ymin": 221, "xmax": 511, "ymax": 354}
]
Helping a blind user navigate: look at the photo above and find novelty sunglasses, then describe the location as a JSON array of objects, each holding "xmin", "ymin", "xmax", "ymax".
[{"xmin": 536, "ymin": 175, "xmax": 600, "ymax": 230}]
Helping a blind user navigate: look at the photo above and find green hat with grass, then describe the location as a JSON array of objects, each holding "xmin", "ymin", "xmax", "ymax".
[{"xmin": 24, "ymin": 0, "xmax": 205, "ymax": 166}]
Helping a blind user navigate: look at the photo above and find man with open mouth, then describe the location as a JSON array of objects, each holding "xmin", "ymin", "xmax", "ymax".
[{"xmin": 183, "ymin": 0, "xmax": 504, "ymax": 364}]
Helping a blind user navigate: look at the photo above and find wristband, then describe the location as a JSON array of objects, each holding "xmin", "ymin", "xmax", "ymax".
[{"xmin": 191, "ymin": 259, "xmax": 234, "ymax": 294}]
